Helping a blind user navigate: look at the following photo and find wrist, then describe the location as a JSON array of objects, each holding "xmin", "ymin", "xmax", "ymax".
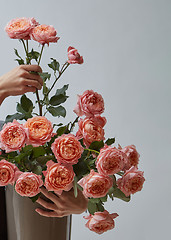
[{"xmin": 0, "ymin": 77, "xmax": 8, "ymax": 105}]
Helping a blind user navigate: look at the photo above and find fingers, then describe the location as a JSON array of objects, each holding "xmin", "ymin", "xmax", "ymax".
[
  {"xmin": 26, "ymin": 73, "xmax": 43, "ymax": 86},
  {"xmin": 36, "ymin": 197, "xmax": 56, "ymax": 211},
  {"xmin": 23, "ymin": 79, "xmax": 42, "ymax": 90},
  {"xmin": 35, "ymin": 208, "xmax": 59, "ymax": 218},
  {"xmin": 20, "ymin": 64, "xmax": 42, "ymax": 73},
  {"xmin": 40, "ymin": 187, "xmax": 61, "ymax": 203}
]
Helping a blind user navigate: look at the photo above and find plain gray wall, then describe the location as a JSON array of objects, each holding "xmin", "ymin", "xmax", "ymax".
[{"xmin": 0, "ymin": 0, "xmax": 170, "ymax": 240}]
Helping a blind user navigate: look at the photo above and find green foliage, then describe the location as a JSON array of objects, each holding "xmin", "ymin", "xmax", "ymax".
[
  {"xmin": 5, "ymin": 113, "xmax": 25, "ymax": 123},
  {"xmin": 48, "ymin": 58, "xmax": 60, "ymax": 72},
  {"xmin": 55, "ymin": 84, "xmax": 69, "ymax": 96},
  {"xmin": 32, "ymin": 146, "xmax": 46, "ymax": 158},
  {"xmin": 89, "ymin": 140, "xmax": 104, "ymax": 152},
  {"xmin": 47, "ymin": 106, "xmax": 66, "ymax": 117},
  {"xmin": 88, "ymin": 198, "xmax": 105, "ymax": 214},
  {"xmin": 14, "ymin": 48, "xmax": 25, "ymax": 65},
  {"xmin": 105, "ymin": 138, "xmax": 115, "ymax": 146},
  {"xmin": 39, "ymin": 72, "xmax": 51, "ymax": 82},
  {"xmin": 57, "ymin": 125, "xmax": 69, "ymax": 136},
  {"xmin": 21, "ymin": 94, "xmax": 33, "ymax": 113},
  {"xmin": 49, "ymin": 94, "xmax": 68, "ymax": 106},
  {"xmin": 108, "ymin": 186, "xmax": 131, "ymax": 202},
  {"xmin": 29, "ymin": 193, "xmax": 41, "ymax": 203},
  {"xmin": 27, "ymin": 49, "xmax": 40, "ymax": 62},
  {"xmin": 73, "ymin": 176, "xmax": 78, "ymax": 198}
]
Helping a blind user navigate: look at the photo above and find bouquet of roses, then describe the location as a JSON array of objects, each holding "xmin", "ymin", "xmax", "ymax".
[{"xmin": 0, "ymin": 17, "xmax": 145, "ymax": 234}]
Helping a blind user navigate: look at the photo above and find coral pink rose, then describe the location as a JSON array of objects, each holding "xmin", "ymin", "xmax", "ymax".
[
  {"xmin": 96, "ymin": 145, "xmax": 127, "ymax": 175},
  {"xmin": 78, "ymin": 169, "xmax": 113, "ymax": 198},
  {"xmin": 24, "ymin": 116, "xmax": 53, "ymax": 147},
  {"xmin": 5, "ymin": 17, "xmax": 38, "ymax": 40},
  {"xmin": 51, "ymin": 134, "xmax": 83, "ymax": 165},
  {"xmin": 84, "ymin": 210, "xmax": 119, "ymax": 234},
  {"xmin": 117, "ymin": 166, "xmax": 145, "ymax": 197},
  {"xmin": 121, "ymin": 145, "xmax": 140, "ymax": 171},
  {"xmin": 0, "ymin": 120, "xmax": 27, "ymax": 153},
  {"xmin": 0, "ymin": 159, "xmax": 19, "ymax": 186},
  {"xmin": 76, "ymin": 116, "xmax": 106, "ymax": 147},
  {"xmin": 74, "ymin": 90, "xmax": 104, "ymax": 117},
  {"xmin": 15, "ymin": 172, "xmax": 43, "ymax": 197},
  {"xmin": 67, "ymin": 46, "xmax": 83, "ymax": 64},
  {"xmin": 43, "ymin": 160, "xmax": 75, "ymax": 195},
  {"xmin": 31, "ymin": 24, "xmax": 59, "ymax": 45}
]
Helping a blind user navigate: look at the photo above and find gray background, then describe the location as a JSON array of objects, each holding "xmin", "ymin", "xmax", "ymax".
[{"xmin": 0, "ymin": 0, "xmax": 171, "ymax": 240}]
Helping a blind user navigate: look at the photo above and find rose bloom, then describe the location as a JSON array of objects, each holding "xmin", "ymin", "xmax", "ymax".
[
  {"xmin": 51, "ymin": 134, "xmax": 83, "ymax": 165},
  {"xmin": 5, "ymin": 17, "xmax": 38, "ymax": 40},
  {"xmin": 0, "ymin": 120, "xmax": 27, "ymax": 153},
  {"xmin": 24, "ymin": 116, "xmax": 53, "ymax": 147},
  {"xmin": 117, "ymin": 166, "xmax": 145, "ymax": 197},
  {"xmin": 74, "ymin": 90, "xmax": 104, "ymax": 117},
  {"xmin": 43, "ymin": 160, "xmax": 75, "ymax": 195},
  {"xmin": 84, "ymin": 210, "xmax": 119, "ymax": 234},
  {"xmin": 0, "ymin": 159, "xmax": 19, "ymax": 186},
  {"xmin": 76, "ymin": 116, "xmax": 106, "ymax": 147},
  {"xmin": 15, "ymin": 172, "xmax": 43, "ymax": 197},
  {"xmin": 31, "ymin": 24, "xmax": 59, "ymax": 45},
  {"xmin": 96, "ymin": 145, "xmax": 127, "ymax": 176},
  {"xmin": 121, "ymin": 145, "xmax": 140, "ymax": 171},
  {"xmin": 67, "ymin": 46, "xmax": 83, "ymax": 64},
  {"xmin": 78, "ymin": 169, "xmax": 113, "ymax": 198}
]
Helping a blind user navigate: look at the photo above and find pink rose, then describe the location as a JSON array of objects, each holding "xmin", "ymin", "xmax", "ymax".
[
  {"xmin": 84, "ymin": 210, "xmax": 119, "ymax": 234},
  {"xmin": 0, "ymin": 120, "xmax": 27, "ymax": 153},
  {"xmin": 76, "ymin": 116, "xmax": 106, "ymax": 147},
  {"xmin": 51, "ymin": 134, "xmax": 83, "ymax": 165},
  {"xmin": 43, "ymin": 160, "xmax": 75, "ymax": 195},
  {"xmin": 117, "ymin": 166, "xmax": 145, "ymax": 197},
  {"xmin": 121, "ymin": 145, "xmax": 140, "ymax": 171},
  {"xmin": 67, "ymin": 46, "xmax": 83, "ymax": 64},
  {"xmin": 24, "ymin": 116, "xmax": 53, "ymax": 147},
  {"xmin": 0, "ymin": 159, "xmax": 19, "ymax": 186},
  {"xmin": 74, "ymin": 90, "xmax": 104, "ymax": 117},
  {"xmin": 31, "ymin": 24, "xmax": 59, "ymax": 45},
  {"xmin": 78, "ymin": 169, "xmax": 113, "ymax": 198},
  {"xmin": 96, "ymin": 145, "xmax": 127, "ymax": 175},
  {"xmin": 15, "ymin": 172, "xmax": 43, "ymax": 197},
  {"xmin": 5, "ymin": 17, "xmax": 39, "ymax": 40}
]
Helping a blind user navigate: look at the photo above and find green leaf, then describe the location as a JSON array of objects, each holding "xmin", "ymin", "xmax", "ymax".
[
  {"xmin": 5, "ymin": 113, "xmax": 25, "ymax": 123},
  {"xmin": 14, "ymin": 49, "xmax": 22, "ymax": 59},
  {"xmin": 43, "ymin": 82, "xmax": 49, "ymax": 95},
  {"xmin": 32, "ymin": 165, "xmax": 42, "ymax": 175},
  {"xmin": 21, "ymin": 94, "xmax": 33, "ymax": 113},
  {"xmin": 105, "ymin": 138, "xmax": 115, "ymax": 146},
  {"xmin": 89, "ymin": 198, "xmax": 101, "ymax": 204},
  {"xmin": 57, "ymin": 125, "xmax": 68, "ymax": 136},
  {"xmin": 29, "ymin": 193, "xmax": 41, "ymax": 203},
  {"xmin": 47, "ymin": 106, "xmax": 66, "ymax": 117},
  {"xmin": 100, "ymin": 195, "xmax": 108, "ymax": 202},
  {"xmin": 89, "ymin": 140, "xmax": 104, "ymax": 152},
  {"xmin": 73, "ymin": 177, "xmax": 78, "ymax": 198},
  {"xmin": 49, "ymin": 94, "xmax": 68, "ymax": 106},
  {"xmin": 15, "ymin": 59, "xmax": 25, "ymax": 65},
  {"xmin": 55, "ymin": 84, "xmax": 69, "ymax": 96},
  {"xmin": 28, "ymin": 49, "xmax": 40, "ymax": 62},
  {"xmin": 39, "ymin": 72, "xmax": 51, "ymax": 82},
  {"xmin": 48, "ymin": 58, "xmax": 60, "ymax": 72},
  {"xmin": 88, "ymin": 200, "xmax": 98, "ymax": 215},
  {"xmin": 33, "ymin": 146, "xmax": 46, "ymax": 158},
  {"xmin": 108, "ymin": 186, "xmax": 131, "ymax": 202},
  {"xmin": 96, "ymin": 202, "xmax": 105, "ymax": 212}
]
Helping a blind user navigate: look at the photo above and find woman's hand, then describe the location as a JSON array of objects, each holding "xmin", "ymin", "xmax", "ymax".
[
  {"xmin": 35, "ymin": 187, "xmax": 88, "ymax": 218},
  {"xmin": 0, "ymin": 65, "xmax": 43, "ymax": 104}
]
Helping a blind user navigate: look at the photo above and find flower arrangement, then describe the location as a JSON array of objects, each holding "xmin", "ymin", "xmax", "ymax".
[{"xmin": 0, "ymin": 17, "xmax": 145, "ymax": 235}]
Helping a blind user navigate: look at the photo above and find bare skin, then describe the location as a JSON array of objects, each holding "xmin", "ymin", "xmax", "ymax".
[
  {"xmin": 0, "ymin": 65, "xmax": 43, "ymax": 105},
  {"xmin": 35, "ymin": 187, "xmax": 88, "ymax": 218}
]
